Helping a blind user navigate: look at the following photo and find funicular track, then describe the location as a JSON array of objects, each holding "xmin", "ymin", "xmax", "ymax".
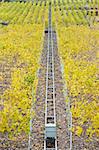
[
  {"xmin": 44, "ymin": 2, "xmax": 57, "ymax": 150},
  {"xmin": 28, "ymin": 2, "xmax": 69, "ymax": 150}
]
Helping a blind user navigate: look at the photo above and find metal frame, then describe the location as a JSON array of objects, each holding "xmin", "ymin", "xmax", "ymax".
[{"xmin": 44, "ymin": 2, "xmax": 57, "ymax": 150}]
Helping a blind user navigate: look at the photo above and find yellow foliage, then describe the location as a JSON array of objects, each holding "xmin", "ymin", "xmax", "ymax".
[
  {"xmin": 76, "ymin": 126, "xmax": 83, "ymax": 136},
  {"xmin": 58, "ymin": 25, "xmax": 99, "ymax": 139},
  {"xmin": 0, "ymin": 3, "xmax": 44, "ymax": 139}
]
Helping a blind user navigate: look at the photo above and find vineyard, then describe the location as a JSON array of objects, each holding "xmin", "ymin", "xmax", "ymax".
[{"xmin": 0, "ymin": 0, "xmax": 99, "ymax": 150}]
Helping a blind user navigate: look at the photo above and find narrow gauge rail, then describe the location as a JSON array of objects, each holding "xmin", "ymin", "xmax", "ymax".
[{"xmin": 44, "ymin": 2, "xmax": 57, "ymax": 150}]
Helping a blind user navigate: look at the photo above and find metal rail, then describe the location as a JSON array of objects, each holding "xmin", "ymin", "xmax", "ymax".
[{"xmin": 44, "ymin": 2, "xmax": 57, "ymax": 150}]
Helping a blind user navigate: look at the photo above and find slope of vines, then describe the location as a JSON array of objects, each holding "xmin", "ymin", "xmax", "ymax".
[
  {"xmin": 0, "ymin": 24, "xmax": 44, "ymax": 137},
  {"xmin": 52, "ymin": 0, "xmax": 99, "ymax": 26},
  {"xmin": 58, "ymin": 25, "xmax": 98, "ymax": 136},
  {"xmin": 0, "ymin": 0, "xmax": 99, "ymax": 149},
  {"xmin": 0, "ymin": 1, "xmax": 47, "ymax": 144},
  {"xmin": 54, "ymin": 1, "xmax": 99, "ymax": 148}
]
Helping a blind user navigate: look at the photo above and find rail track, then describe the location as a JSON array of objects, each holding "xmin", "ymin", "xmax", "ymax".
[
  {"xmin": 44, "ymin": 2, "xmax": 57, "ymax": 150},
  {"xmin": 29, "ymin": 2, "xmax": 69, "ymax": 150}
]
